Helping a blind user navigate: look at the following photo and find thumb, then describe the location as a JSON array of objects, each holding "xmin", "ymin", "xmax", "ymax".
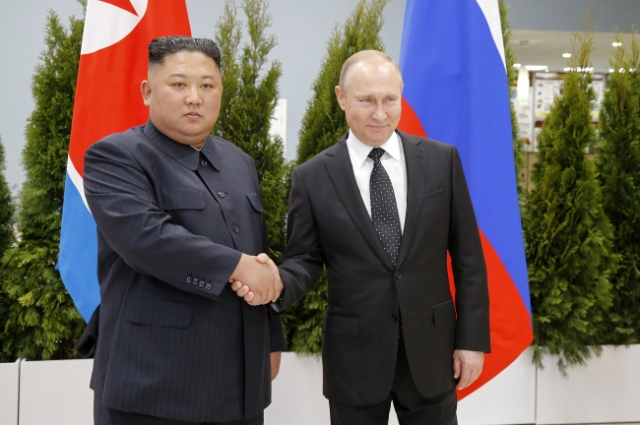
[{"xmin": 254, "ymin": 253, "xmax": 270, "ymax": 264}]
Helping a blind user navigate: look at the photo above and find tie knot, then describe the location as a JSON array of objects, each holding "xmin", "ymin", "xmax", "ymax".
[{"xmin": 368, "ymin": 147, "xmax": 385, "ymax": 162}]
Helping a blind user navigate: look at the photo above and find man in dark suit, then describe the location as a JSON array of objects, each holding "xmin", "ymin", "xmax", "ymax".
[
  {"xmin": 234, "ymin": 50, "xmax": 490, "ymax": 424},
  {"xmin": 81, "ymin": 36, "xmax": 285, "ymax": 425}
]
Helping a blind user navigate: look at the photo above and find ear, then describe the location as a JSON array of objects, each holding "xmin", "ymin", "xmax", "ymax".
[
  {"xmin": 335, "ymin": 85, "xmax": 346, "ymax": 111},
  {"xmin": 141, "ymin": 80, "xmax": 152, "ymax": 106}
]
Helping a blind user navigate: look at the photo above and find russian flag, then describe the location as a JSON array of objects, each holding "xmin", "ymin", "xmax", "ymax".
[
  {"xmin": 398, "ymin": 0, "xmax": 533, "ymax": 398},
  {"xmin": 58, "ymin": 0, "xmax": 191, "ymax": 321}
]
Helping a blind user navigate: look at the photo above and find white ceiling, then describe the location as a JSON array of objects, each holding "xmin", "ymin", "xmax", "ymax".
[{"xmin": 510, "ymin": 29, "xmax": 636, "ymax": 73}]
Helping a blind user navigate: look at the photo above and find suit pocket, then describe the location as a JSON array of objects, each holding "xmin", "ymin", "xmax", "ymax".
[
  {"xmin": 125, "ymin": 296, "xmax": 193, "ymax": 328},
  {"xmin": 424, "ymin": 185, "xmax": 446, "ymax": 205},
  {"xmin": 162, "ymin": 189, "xmax": 205, "ymax": 210},
  {"xmin": 433, "ymin": 299, "xmax": 456, "ymax": 325},
  {"xmin": 247, "ymin": 193, "xmax": 264, "ymax": 213},
  {"xmin": 323, "ymin": 314, "xmax": 359, "ymax": 336}
]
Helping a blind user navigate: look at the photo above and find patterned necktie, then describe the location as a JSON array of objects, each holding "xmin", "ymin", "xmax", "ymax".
[{"xmin": 368, "ymin": 147, "xmax": 402, "ymax": 267}]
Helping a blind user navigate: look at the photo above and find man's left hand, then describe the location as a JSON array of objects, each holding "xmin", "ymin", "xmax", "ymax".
[{"xmin": 453, "ymin": 349, "xmax": 484, "ymax": 390}]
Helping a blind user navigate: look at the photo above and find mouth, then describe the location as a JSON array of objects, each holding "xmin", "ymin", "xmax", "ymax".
[{"xmin": 184, "ymin": 112, "xmax": 201, "ymax": 118}]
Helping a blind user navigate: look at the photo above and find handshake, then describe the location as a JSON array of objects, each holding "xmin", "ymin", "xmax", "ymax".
[{"xmin": 229, "ymin": 253, "xmax": 282, "ymax": 306}]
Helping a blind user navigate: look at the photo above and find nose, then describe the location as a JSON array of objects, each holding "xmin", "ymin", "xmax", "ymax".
[
  {"xmin": 185, "ymin": 85, "xmax": 202, "ymax": 105},
  {"xmin": 372, "ymin": 102, "xmax": 387, "ymax": 121}
]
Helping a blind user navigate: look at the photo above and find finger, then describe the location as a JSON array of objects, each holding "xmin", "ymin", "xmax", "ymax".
[
  {"xmin": 237, "ymin": 285, "xmax": 251, "ymax": 297},
  {"xmin": 248, "ymin": 292, "xmax": 264, "ymax": 306},
  {"xmin": 453, "ymin": 356, "xmax": 461, "ymax": 379},
  {"xmin": 230, "ymin": 281, "xmax": 242, "ymax": 292},
  {"xmin": 244, "ymin": 291, "xmax": 255, "ymax": 303},
  {"xmin": 458, "ymin": 365, "xmax": 472, "ymax": 389}
]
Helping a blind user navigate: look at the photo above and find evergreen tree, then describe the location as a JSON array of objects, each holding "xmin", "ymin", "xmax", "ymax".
[
  {"xmin": 1, "ymin": 11, "xmax": 85, "ymax": 360},
  {"xmin": 499, "ymin": 0, "xmax": 525, "ymax": 194},
  {"xmin": 286, "ymin": 0, "xmax": 389, "ymax": 354},
  {"xmin": 0, "ymin": 136, "xmax": 16, "ymax": 363},
  {"xmin": 214, "ymin": 0, "xmax": 289, "ymax": 260},
  {"xmin": 523, "ymin": 26, "xmax": 617, "ymax": 372},
  {"xmin": 597, "ymin": 31, "xmax": 640, "ymax": 344}
]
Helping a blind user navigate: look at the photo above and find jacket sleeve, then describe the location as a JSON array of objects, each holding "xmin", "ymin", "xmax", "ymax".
[
  {"xmin": 277, "ymin": 167, "xmax": 324, "ymax": 310},
  {"xmin": 83, "ymin": 138, "xmax": 241, "ymax": 300},
  {"xmin": 447, "ymin": 146, "xmax": 491, "ymax": 353}
]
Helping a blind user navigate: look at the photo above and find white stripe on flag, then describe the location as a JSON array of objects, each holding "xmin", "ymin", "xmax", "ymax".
[
  {"xmin": 66, "ymin": 156, "xmax": 91, "ymax": 213},
  {"xmin": 475, "ymin": 0, "xmax": 506, "ymax": 71}
]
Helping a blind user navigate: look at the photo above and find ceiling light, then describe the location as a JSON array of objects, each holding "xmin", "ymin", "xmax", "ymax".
[
  {"xmin": 513, "ymin": 63, "xmax": 522, "ymax": 68},
  {"xmin": 609, "ymin": 68, "xmax": 615, "ymax": 73},
  {"xmin": 612, "ymin": 41, "xmax": 623, "ymax": 47},
  {"xmin": 564, "ymin": 67, "xmax": 571, "ymax": 72},
  {"xmin": 562, "ymin": 53, "xmax": 571, "ymax": 58},
  {"xmin": 524, "ymin": 65, "xmax": 548, "ymax": 71}
]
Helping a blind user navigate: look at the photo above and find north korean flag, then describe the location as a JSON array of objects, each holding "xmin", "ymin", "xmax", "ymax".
[{"xmin": 59, "ymin": 0, "xmax": 191, "ymax": 321}]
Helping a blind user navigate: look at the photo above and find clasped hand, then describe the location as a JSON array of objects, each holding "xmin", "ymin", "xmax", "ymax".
[{"xmin": 229, "ymin": 253, "xmax": 282, "ymax": 306}]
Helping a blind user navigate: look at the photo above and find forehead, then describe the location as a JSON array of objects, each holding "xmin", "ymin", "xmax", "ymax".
[{"xmin": 345, "ymin": 61, "xmax": 402, "ymax": 92}]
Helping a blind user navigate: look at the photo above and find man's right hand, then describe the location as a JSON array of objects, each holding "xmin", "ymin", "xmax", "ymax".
[
  {"xmin": 230, "ymin": 254, "xmax": 282, "ymax": 305},
  {"xmin": 229, "ymin": 254, "xmax": 277, "ymax": 304}
]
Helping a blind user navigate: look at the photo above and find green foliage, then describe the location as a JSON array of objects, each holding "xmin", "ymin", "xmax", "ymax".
[
  {"xmin": 214, "ymin": 0, "xmax": 289, "ymax": 260},
  {"xmin": 499, "ymin": 0, "xmax": 525, "ymax": 196},
  {"xmin": 596, "ymin": 30, "xmax": 640, "ymax": 344},
  {"xmin": 296, "ymin": 0, "xmax": 389, "ymax": 165},
  {"xmin": 284, "ymin": 0, "xmax": 389, "ymax": 354},
  {"xmin": 1, "ymin": 12, "xmax": 84, "ymax": 360},
  {"xmin": 523, "ymin": 25, "xmax": 618, "ymax": 372},
  {"xmin": 0, "ymin": 137, "xmax": 16, "ymax": 363}
]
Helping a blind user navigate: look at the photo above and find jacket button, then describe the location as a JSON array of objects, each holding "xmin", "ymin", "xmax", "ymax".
[
  {"xmin": 394, "ymin": 271, "xmax": 401, "ymax": 280},
  {"xmin": 232, "ymin": 225, "xmax": 240, "ymax": 233},
  {"xmin": 199, "ymin": 280, "xmax": 205, "ymax": 287},
  {"xmin": 218, "ymin": 192, "xmax": 226, "ymax": 198},
  {"xmin": 201, "ymin": 159, "xmax": 208, "ymax": 167},
  {"xmin": 205, "ymin": 283, "xmax": 212, "ymax": 290},
  {"xmin": 186, "ymin": 276, "xmax": 192, "ymax": 284},
  {"xmin": 391, "ymin": 313, "xmax": 398, "ymax": 321}
]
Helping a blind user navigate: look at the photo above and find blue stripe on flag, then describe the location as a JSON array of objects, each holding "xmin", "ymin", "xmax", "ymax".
[
  {"xmin": 400, "ymin": 0, "xmax": 530, "ymax": 312},
  {"xmin": 59, "ymin": 173, "xmax": 100, "ymax": 321}
]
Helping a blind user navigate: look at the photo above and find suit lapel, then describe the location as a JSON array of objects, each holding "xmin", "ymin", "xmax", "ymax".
[
  {"xmin": 323, "ymin": 137, "xmax": 394, "ymax": 272},
  {"xmin": 396, "ymin": 132, "xmax": 428, "ymax": 269}
]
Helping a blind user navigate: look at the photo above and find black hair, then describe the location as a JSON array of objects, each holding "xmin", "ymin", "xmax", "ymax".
[{"xmin": 148, "ymin": 36, "xmax": 221, "ymax": 70}]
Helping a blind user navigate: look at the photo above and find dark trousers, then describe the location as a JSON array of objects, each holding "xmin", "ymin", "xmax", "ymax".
[
  {"xmin": 94, "ymin": 395, "xmax": 264, "ymax": 425},
  {"xmin": 329, "ymin": 336, "xmax": 457, "ymax": 425}
]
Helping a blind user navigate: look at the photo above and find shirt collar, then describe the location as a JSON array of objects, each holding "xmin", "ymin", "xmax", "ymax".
[{"xmin": 346, "ymin": 130, "xmax": 402, "ymax": 169}]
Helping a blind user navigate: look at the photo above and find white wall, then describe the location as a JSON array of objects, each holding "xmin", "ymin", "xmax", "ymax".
[
  {"xmin": 4, "ymin": 346, "xmax": 640, "ymax": 425},
  {"xmin": 0, "ymin": 360, "xmax": 19, "ymax": 425}
]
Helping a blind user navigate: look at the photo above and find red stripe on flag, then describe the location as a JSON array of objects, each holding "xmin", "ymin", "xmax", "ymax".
[
  {"xmin": 448, "ymin": 229, "xmax": 533, "ymax": 400},
  {"xmin": 398, "ymin": 97, "xmax": 427, "ymax": 138}
]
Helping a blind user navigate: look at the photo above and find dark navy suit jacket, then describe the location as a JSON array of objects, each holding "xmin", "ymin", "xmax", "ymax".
[
  {"xmin": 81, "ymin": 120, "xmax": 285, "ymax": 422},
  {"xmin": 278, "ymin": 131, "xmax": 490, "ymax": 405}
]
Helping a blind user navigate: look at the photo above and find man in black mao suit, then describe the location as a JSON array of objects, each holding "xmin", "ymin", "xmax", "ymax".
[
  {"xmin": 81, "ymin": 36, "xmax": 285, "ymax": 425},
  {"xmin": 235, "ymin": 50, "xmax": 490, "ymax": 424}
]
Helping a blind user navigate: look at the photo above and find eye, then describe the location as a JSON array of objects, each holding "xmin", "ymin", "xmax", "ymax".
[
  {"xmin": 173, "ymin": 82, "xmax": 185, "ymax": 87},
  {"xmin": 202, "ymin": 83, "xmax": 213, "ymax": 89}
]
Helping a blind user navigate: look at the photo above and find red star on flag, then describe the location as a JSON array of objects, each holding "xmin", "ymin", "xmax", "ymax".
[{"xmin": 99, "ymin": 0, "xmax": 138, "ymax": 16}]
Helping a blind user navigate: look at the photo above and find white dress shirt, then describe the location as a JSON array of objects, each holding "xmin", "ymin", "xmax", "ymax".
[{"xmin": 345, "ymin": 131, "xmax": 407, "ymax": 232}]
